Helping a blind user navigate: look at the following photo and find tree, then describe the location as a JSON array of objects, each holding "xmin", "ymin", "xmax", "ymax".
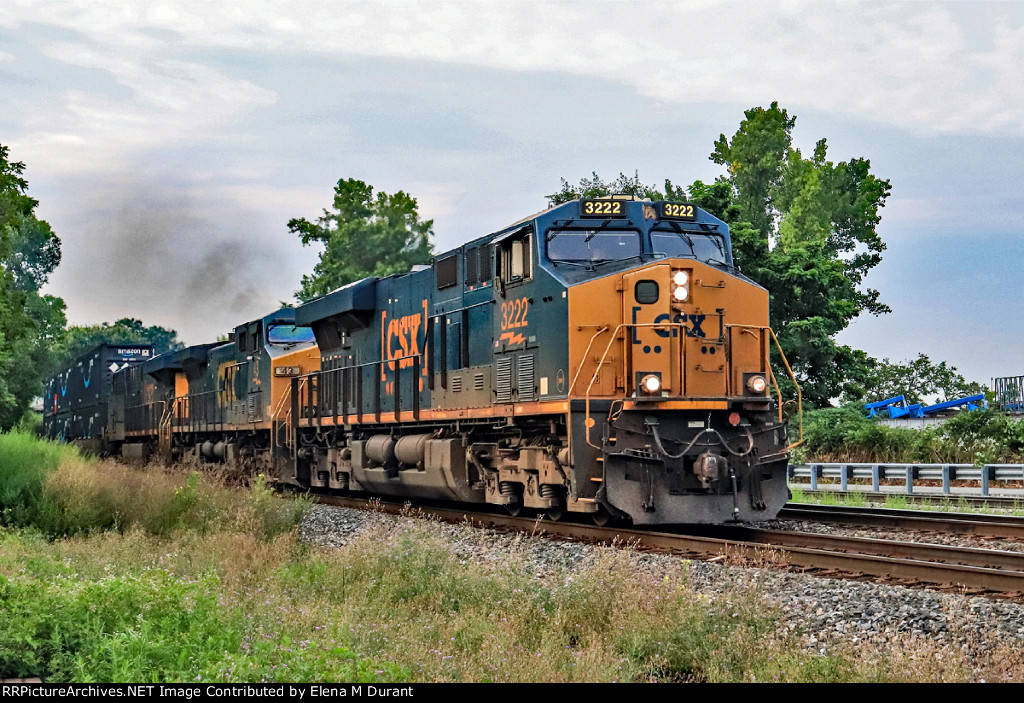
[
  {"xmin": 290, "ymin": 179, "xmax": 435, "ymax": 302},
  {"xmin": 710, "ymin": 103, "xmax": 891, "ymax": 405},
  {"xmin": 862, "ymin": 354, "xmax": 984, "ymax": 405},
  {"xmin": 59, "ymin": 318, "xmax": 184, "ymax": 364},
  {"xmin": 548, "ymin": 171, "xmax": 660, "ymax": 205},
  {"xmin": 1, "ymin": 143, "xmax": 66, "ymax": 430}
]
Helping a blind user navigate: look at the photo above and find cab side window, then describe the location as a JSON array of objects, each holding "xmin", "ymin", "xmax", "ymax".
[{"xmin": 498, "ymin": 229, "xmax": 532, "ymax": 287}]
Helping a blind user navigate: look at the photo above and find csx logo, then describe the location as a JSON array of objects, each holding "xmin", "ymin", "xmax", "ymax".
[
  {"xmin": 630, "ymin": 306, "xmax": 707, "ymax": 339},
  {"xmin": 385, "ymin": 313, "xmax": 423, "ymax": 370},
  {"xmin": 650, "ymin": 312, "xmax": 707, "ymax": 338}
]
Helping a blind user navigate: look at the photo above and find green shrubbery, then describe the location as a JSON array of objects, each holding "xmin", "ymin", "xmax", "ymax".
[
  {"xmin": 0, "ymin": 431, "xmax": 80, "ymax": 527},
  {"xmin": 0, "ymin": 432, "xmax": 308, "ymax": 538},
  {"xmin": 0, "ymin": 558, "xmax": 402, "ymax": 682},
  {"xmin": 795, "ymin": 406, "xmax": 1024, "ymax": 464}
]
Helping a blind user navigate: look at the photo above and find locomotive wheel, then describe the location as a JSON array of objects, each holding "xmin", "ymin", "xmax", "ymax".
[
  {"xmin": 592, "ymin": 506, "xmax": 613, "ymax": 527},
  {"xmin": 505, "ymin": 502, "xmax": 524, "ymax": 517},
  {"xmin": 546, "ymin": 505, "xmax": 565, "ymax": 522}
]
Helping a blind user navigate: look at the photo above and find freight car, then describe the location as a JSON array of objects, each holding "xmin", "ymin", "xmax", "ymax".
[
  {"xmin": 281, "ymin": 196, "xmax": 801, "ymax": 524},
  {"xmin": 43, "ymin": 196, "xmax": 800, "ymax": 526},
  {"xmin": 43, "ymin": 344, "xmax": 154, "ymax": 453}
]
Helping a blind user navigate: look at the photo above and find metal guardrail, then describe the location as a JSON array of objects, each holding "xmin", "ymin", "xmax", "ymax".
[{"xmin": 788, "ymin": 462, "xmax": 1024, "ymax": 496}]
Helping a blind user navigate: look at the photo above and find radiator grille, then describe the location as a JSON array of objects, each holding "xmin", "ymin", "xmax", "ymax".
[
  {"xmin": 451, "ymin": 375, "xmax": 462, "ymax": 392},
  {"xmin": 474, "ymin": 373, "xmax": 485, "ymax": 391},
  {"xmin": 517, "ymin": 354, "xmax": 535, "ymax": 402},
  {"xmin": 495, "ymin": 357, "xmax": 513, "ymax": 403}
]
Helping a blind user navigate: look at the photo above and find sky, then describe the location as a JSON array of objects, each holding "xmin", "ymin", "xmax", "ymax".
[{"xmin": 2, "ymin": 0, "xmax": 1023, "ymax": 386}]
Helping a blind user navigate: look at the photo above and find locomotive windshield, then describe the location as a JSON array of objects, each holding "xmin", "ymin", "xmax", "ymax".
[
  {"xmin": 651, "ymin": 230, "xmax": 729, "ymax": 266},
  {"xmin": 267, "ymin": 324, "xmax": 315, "ymax": 346},
  {"xmin": 546, "ymin": 229, "xmax": 641, "ymax": 265}
]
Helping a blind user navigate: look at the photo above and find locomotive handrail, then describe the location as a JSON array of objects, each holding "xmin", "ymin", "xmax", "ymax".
[
  {"xmin": 123, "ymin": 399, "xmax": 167, "ymax": 434},
  {"xmin": 582, "ymin": 322, "xmax": 688, "ymax": 449},
  {"xmin": 173, "ymin": 388, "xmax": 232, "ymax": 433},
  {"xmin": 766, "ymin": 327, "xmax": 802, "ymax": 449},
  {"xmin": 157, "ymin": 400, "xmax": 173, "ymax": 459},
  {"xmin": 721, "ymin": 324, "xmax": 802, "ymax": 450},
  {"xmin": 580, "ymin": 322, "xmax": 803, "ymax": 451},
  {"xmin": 770, "ymin": 325, "xmax": 806, "ymax": 448},
  {"xmin": 294, "ymin": 353, "xmax": 422, "ymax": 428},
  {"xmin": 270, "ymin": 376, "xmax": 299, "ymax": 451},
  {"xmin": 567, "ymin": 325, "xmax": 610, "ymax": 395},
  {"xmin": 271, "ymin": 375, "xmax": 311, "ymax": 452},
  {"xmin": 426, "ymin": 299, "xmax": 494, "ymax": 318}
]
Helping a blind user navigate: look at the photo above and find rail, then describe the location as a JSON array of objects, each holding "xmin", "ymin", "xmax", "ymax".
[
  {"xmin": 317, "ymin": 494, "xmax": 1024, "ymax": 595},
  {"xmin": 789, "ymin": 462, "xmax": 1024, "ymax": 496}
]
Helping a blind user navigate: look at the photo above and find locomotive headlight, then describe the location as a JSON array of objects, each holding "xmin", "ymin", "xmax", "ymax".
[
  {"xmin": 672, "ymin": 269, "xmax": 690, "ymax": 303},
  {"xmin": 640, "ymin": 374, "xmax": 662, "ymax": 394},
  {"xmin": 746, "ymin": 375, "xmax": 767, "ymax": 394}
]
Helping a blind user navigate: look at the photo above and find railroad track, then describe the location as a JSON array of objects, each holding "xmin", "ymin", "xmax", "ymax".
[
  {"xmin": 780, "ymin": 503, "xmax": 1024, "ymax": 540},
  {"xmin": 312, "ymin": 494, "xmax": 1024, "ymax": 597}
]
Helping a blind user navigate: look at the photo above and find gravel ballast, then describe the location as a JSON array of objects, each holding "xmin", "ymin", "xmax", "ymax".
[{"xmin": 299, "ymin": 503, "xmax": 1024, "ymax": 671}]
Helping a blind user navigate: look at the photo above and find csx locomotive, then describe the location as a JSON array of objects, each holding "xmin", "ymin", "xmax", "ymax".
[{"xmin": 44, "ymin": 197, "xmax": 801, "ymax": 525}]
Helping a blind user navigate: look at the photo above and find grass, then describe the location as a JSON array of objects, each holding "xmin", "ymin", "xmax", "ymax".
[
  {"xmin": 789, "ymin": 477, "xmax": 1021, "ymax": 514},
  {"xmin": 788, "ymin": 484, "xmax": 1024, "ymax": 516},
  {"xmin": 0, "ymin": 430, "xmax": 82, "ymax": 527},
  {"xmin": 0, "ymin": 431, "xmax": 307, "ymax": 539},
  {"xmin": 4, "ymin": 430, "xmax": 1024, "ymax": 682},
  {"xmin": 882, "ymin": 494, "xmax": 909, "ymax": 510},
  {"xmin": 5, "ymin": 513, "xmax": 1018, "ymax": 683}
]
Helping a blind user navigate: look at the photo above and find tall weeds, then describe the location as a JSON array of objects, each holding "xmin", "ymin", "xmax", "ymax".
[{"xmin": 0, "ymin": 431, "xmax": 308, "ymax": 539}]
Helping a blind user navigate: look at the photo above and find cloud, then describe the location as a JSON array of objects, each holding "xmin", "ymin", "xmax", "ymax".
[
  {"xmin": 3, "ymin": 1, "xmax": 1024, "ymax": 136},
  {"xmin": 8, "ymin": 36, "xmax": 276, "ymax": 176}
]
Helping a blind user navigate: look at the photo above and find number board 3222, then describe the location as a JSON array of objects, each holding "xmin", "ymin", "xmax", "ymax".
[
  {"xmin": 659, "ymin": 202, "xmax": 698, "ymax": 221},
  {"xmin": 579, "ymin": 199, "xmax": 626, "ymax": 217}
]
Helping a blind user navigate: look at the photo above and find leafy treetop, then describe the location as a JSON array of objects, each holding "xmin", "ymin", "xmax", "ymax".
[
  {"xmin": 290, "ymin": 179, "xmax": 435, "ymax": 302},
  {"xmin": 862, "ymin": 354, "xmax": 984, "ymax": 406}
]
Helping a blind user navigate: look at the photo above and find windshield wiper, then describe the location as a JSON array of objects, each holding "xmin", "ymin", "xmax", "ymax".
[
  {"xmin": 588, "ymin": 255, "xmax": 644, "ymax": 269},
  {"xmin": 675, "ymin": 231, "xmax": 697, "ymax": 256}
]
